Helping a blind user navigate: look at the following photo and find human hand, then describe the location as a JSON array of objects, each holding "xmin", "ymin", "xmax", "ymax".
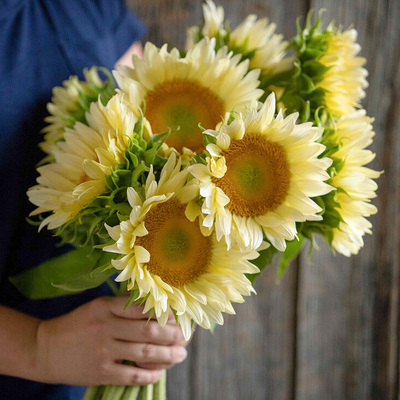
[
  {"xmin": 115, "ymin": 41, "xmax": 144, "ymax": 69},
  {"xmin": 34, "ymin": 296, "xmax": 189, "ymax": 386}
]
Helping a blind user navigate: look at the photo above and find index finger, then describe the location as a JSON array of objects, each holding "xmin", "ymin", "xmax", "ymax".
[
  {"xmin": 101, "ymin": 296, "xmax": 154, "ymax": 320},
  {"xmin": 106, "ymin": 296, "xmax": 176, "ymax": 323}
]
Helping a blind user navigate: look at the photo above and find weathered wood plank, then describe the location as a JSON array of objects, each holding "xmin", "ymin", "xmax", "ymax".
[
  {"xmin": 185, "ymin": 264, "xmax": 297, "ymax": 400},
  {"xmin": 126, "ymin": 1, "xmax": 306, "ymax": 399},
  {"xmin": 125, "ymin": 1, "xmax": 400, "ymax": 399},
  {"xmin": 296, "ymin": 0, "xmax": 400, "ymax": 399}
]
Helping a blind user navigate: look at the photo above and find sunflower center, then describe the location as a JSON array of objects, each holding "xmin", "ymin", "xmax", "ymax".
[
  {"xmin": 215, "ymin": 134, "xmax": 291, "ymax": 217},
  {"xmin": 135, "ymin": 200, "xmax": 212, "ymax": 287},
  {"xmin": 144, "ymin": 80, "xmax": 225, "ymax": 153}
]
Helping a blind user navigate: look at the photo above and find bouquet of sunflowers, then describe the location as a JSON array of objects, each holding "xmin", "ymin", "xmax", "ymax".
[{"xmin": 11, "ymin": 2, "xmax": 380, "ymax": 399}]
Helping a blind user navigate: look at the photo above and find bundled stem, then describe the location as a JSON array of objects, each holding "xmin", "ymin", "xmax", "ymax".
[{"xmin": 82, "ymin": 371, "xmax": 166, "ymax": 400}]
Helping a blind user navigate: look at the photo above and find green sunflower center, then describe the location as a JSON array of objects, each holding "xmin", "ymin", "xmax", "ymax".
[
  {"xmin": 144, "ymin": 80, "xmax": 225, "ymax": 153},
  {"xmin": 215, "ymin": 134, "xmax": 291, "ymax": 217},
  {"xmin": 135, "ymin": 200, "xmax": 212, "ymax": 287}
]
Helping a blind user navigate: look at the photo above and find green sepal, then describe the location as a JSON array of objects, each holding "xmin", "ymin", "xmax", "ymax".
[
  {"xmin": 214, "ymin": 31, "xmax": 228, "ymax": 52},
  {"xmin": 9, "ymin": 246, "xmax": 116, "ymax": 299},
  {"xmin": 302, "ymin": 221, "xmax": 335, "ymax": 246},
  {"xmin": 276, "ymin": 234, "xmax": 305, "ymax": 281},
  {"xmin": 124, "ymin": 288, "xmax": 141, "ymax": 311},
  {"xmin": 59, "ymin": 67, "xmax": 116, "ymax": 130},
  {"xmin": 330, "ymin": 157, "xmax": 346, "ymax": 175},
  {"xmin": 281, "ymin": 10, "xmax": 336, "ymax": 123},
  {"xmin": 228, "ymin": 39, "xmax": 257, "ymax": 64},
  {"xmin": 226, "ymin": 110, "xmax": 237, "ymax": 125},
  {"xmin": 143, "ymin": 146, "xmax": 161, "ymax": 166},
  {"xmin": 302, "ymin": 60, "xmax": 330, "ymax": 82},
  {"xmin": 108, "ymin": 169, "xmax": 133, "ymax": 188},
  {"xmin": 208, "ymin": 320, "xmax": 216, "ymax": 334},
  {"xmin": 298, "ymin": 73, "xmax": 316, "ymax": 94},
  {"xmin": 321, "ymin": 208, "xmax": 343, "ymax": 228},
  {"xmin": 320, "ymin": 191, "xmax": 343, "ymax": 226},
  {"xmin": 259, "ymin": 68, "xmax": 295, "ymax": 95},
  {"xmin": 150, "ymin": 130, "xmax": 170, "ymax": 146},
  {"xmin": 193, "ymin": 152, "xmax": 207, "ymax": 165},
  {"xmin": 130, "ymin": 163, "xmax": 148, "ymax": 189},
  {"xmin": 203, "ymin": 132, "xmax": 217, "ymax": 147}
]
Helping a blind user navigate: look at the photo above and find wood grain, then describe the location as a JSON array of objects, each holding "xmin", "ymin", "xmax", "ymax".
[
  {"xmin": 125, "ymin": 1, "xmax": 400, "ymax": 398},
  {"xmin": 296, "ymin": 0, "xmax": 400, "ymax": 399}
]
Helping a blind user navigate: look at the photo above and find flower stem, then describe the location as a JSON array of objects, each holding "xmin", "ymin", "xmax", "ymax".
[
  {"xmin": 121, "ymin": 386, "xmax": 140, "ymax": 400},
  {"xmin": 138, "ymin": 384, "xmax": 153, "ymax": 400},
  {"xmin": 101, "ymin": 385, "xmax": 126, "ymax": 400},
  {"xmin": 153, "ymin": 371, "xmax": 166, "ymax": 400},
  {"xmin": 82, "ymin": 386, "xmax": 101, "ymax": 400},
  {"xmin": 96, "ymin": 386, "xmax": 107, "ymax": 399}
]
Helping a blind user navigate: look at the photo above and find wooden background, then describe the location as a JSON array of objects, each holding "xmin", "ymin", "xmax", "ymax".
[{"xmin": 127, "ymin": 1, "xmax": 400, "ymax": 399}]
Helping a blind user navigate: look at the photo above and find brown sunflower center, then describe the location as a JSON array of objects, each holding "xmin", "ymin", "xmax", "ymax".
[
  {"xmin": 214, "ymin": 134, "xmax": 291, "ymax": 217},
  {"xmin": 135, "ymin": 200, "xmax": 212, "ymax": 287},
  {"xmin": 144, "ymin": 80, "xmax": 225, "ymax": 153}
]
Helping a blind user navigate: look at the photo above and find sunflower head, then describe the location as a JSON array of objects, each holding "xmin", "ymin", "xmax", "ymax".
[
  {"xmin": 28, "ymin": 93, "xmax": 162, "ymax": 239},
  {"xmin": 41, "ymin": 67, "xmax": 116, "ymax": 156},
  {"xmin": 186, "ymin": 1, "xmax": 291, "ymax": 81},
  {"xmin": 301, "ymin": 110, "xmax": 381, "ymax": 256},
  {"xmin": 115, "ymin": 38, "xmax": 262, "ymax": 155},
  {"xmin": 279, "ymin": 11, "xmax": 368, "ymax": 122},
  {"xmin": 186, "ymin": 0, "xmax": 226, "ymax": 51},
  {"xmin": 187, "ymin": 93, "xmax": 334, "ymax": 252},
  {"xmin": 103, "ymin": 154, "xmax": 259, "ymax": 339}
]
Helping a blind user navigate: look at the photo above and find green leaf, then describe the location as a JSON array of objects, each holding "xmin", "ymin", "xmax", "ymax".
[
  {"xmin": 9, "ymin": 246, "xmax": 115, "ymax": 299},
  {"xmin": 277, "ymin": 234, "xmax": 305, "ymax": 281},
  {"xmin": 51, "ymin": 253, "xmax": 116, "ymax": 292}
]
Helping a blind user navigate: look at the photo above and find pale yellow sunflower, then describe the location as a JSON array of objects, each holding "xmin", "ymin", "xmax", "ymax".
[
  {"xmin": 28, "ymin": 94, "xmax": 138, "ymax": 230},
  {"xmin": 186, "ymin": 1, "xmax": 290, "ymax": 76},
  {"xmin": 202, "ymin": 0, "xmax": 225, "ymax": 38},
  {"xmin": 185, "ymin": 0, "xmax": 226, "ymax": 50},
  {"xmin": 114, "ymin": 38, "xmax": 263, "ymax": 155},
  {"xmin": 228, "ymin": 14, "xmax": 291, "ymax": 75},
  {"xmin": 329, "ymin": 110, "xmax": 380, "ymax": 256},
  {"xmin": 317, "ymin": 29, "xmax": 368, "ymax": 117},
  {"xmin": 187, "ymin": 93, "xmax": 334, "ymax": 251},
  {"xmin": 40, "ymin": 67, "xmax": 114, "ymax": 155},
  {"xmin": 103, "ymin": 154, "xmax": 260, "ymax": 340}
]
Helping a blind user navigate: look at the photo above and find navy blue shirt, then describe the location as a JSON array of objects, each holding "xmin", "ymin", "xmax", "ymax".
[{"xmin": 0, "ymin": 1, "xmax": 145, "ymax": 398}]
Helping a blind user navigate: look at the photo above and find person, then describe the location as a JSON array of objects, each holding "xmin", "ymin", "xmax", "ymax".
[{"xmin": 0, "ymin": 1, "xmax": 189, "ymax": 399}]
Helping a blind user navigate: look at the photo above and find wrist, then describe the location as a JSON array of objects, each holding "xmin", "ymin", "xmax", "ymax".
[
  {"xmin": 32, "ymin": 318, "xmax": 59, "ymax": 384},
  {"xmin": 0, "ymin": 306, "xmax": 42, "ymax": 381}
]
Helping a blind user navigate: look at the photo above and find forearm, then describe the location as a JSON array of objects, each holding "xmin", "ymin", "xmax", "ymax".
[{"xmin": 0, "ymin": 305, "xmax": 42, "ymax": 382}]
